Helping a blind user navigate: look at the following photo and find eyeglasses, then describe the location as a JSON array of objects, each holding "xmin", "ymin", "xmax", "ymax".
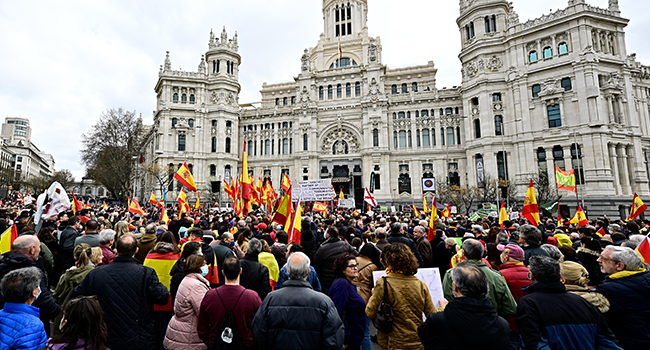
[
  {"xmin": 598, "ymin": 255, "xmax": 617, "ymax": 262},
  {"xmin": 347, "ymin": 263, "xmax": 359, "ymax": 269}
]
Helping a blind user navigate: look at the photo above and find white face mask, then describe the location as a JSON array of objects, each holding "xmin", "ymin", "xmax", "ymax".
[{"xmin": 200, "ymin": 265, "xmax": 209, "ymax": 277}]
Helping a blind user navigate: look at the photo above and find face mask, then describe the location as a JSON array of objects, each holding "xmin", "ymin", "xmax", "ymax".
[
  {"xmin": 227, "ymin": 241, "xmax": 235, "ymax": 247},
  {"xmin": 34, "ymin": 286, "xmax": 41, "ymax": 300},
  {"xmin": 200, "ymin": 265, "xmax": 209, "ymax": 277}
]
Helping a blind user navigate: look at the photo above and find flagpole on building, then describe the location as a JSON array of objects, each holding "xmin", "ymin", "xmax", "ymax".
[
  {"xmin": 573, "ymin": 130, "xmax": 585, "ymax": 210},
  {"xmin": 555, "ymin": 177, "xmax": 561, "ymax": 224}
]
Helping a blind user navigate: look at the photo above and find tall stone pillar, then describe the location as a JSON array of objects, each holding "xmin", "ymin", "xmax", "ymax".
[{"xmin": 609, "ymin": 143, "xmax": 621, "ymax": 195}]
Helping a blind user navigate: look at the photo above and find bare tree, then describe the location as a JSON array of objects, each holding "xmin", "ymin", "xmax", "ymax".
[
  {"xmin": 436, "ymin": 180, "xmax": 479, "ymax": 215},
  {"xmin": 80, "ymin": 108, "xmax": 143, "ymax": 200},
  {"xmin": 531, "ymin": 168, "xmax": 555, "ymax": 204},
  {"xmin": 141, "ymin": 162, "xmax": 174, "ymax": 195}
]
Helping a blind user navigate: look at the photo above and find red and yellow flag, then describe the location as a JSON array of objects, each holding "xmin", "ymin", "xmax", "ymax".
[
  {"xmin": 271, "ymin": 187, "xmax": 292, "ymax": 227},
  {"xmin": 177, "ymin": 188, "xmax": 190, "ymax": 215},
  {"xmin": 149, "ymin": 191, "xmax": 159, "ymax": 207},
  {"xmin": 174, "ymin": 162, "xmax": 197, "ymax": 192},
  {"xmin": 499, "ymin": 202, "xmax": 508, "ymax": 230},
  {"xmin": 313, "ymin": 202, "xmax": 327, "ymax": 213},
  {"xmin": 281, "ymin": 173, "xmax": 291, "ymax": 192},
  {"xmin": 128, "ymin": 198, "xmax": 145, "ymax": 215},
  {"xmin": 522, "ymin": 179, "xmax": 540, "ymax": 226},
  {"xmin": 569, "ymin": 206, "xmax": 588, "ymax": 227},
  {"xmin": 635, "ymin": 236, "xmax": 650, "ymax": 263},
  {"xmin": 160, "ymin": 206, "xmax": 169, "ymax": 224},
  {"xmin": 194, "ymin": 192, "xmax": 201, "ymax": 211},
  {"xmin": 71, "ymin": 192, "xmax": 83, "ymax": 215},
  {"xmin": 287, "ymin": 199, "xmax": 302, "ymax": 244},
  {"xmin": 412, "ymin": 203, "xmax": 420, "ymax": 218},
  {"xmin": 555, "ymin": 165, "xmax": 576, "ymax": 193},
  {"xmin": 241, "ymin": 141, "xmax": 251, "ymax": 216},
  {"xmin": 626, "ymin": 193, "xmax": 647, "ymax": 222},
  {"xmin": 102, "ymin": 201, "xmax": 109, "ymax": 210},
  {"xmin": 0, "ymin": 225, "xmax": 18, "ymax": 254},
  {"xmin": 427, "ymin": 196, "xmax": 438, "ymax": 241},
  {"xmin": 422, "ymin": 195, "xmax": 430, "ymax": 214},
  {"xmin": 339, "ymin": 188, "xmax": 345, "ymax": 199}
]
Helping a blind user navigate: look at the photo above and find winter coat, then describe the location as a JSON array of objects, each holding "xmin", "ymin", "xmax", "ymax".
[
  {"xmin": 522, "ymin": 245, "xmax": 550, "ymax": 266},
  {"xmin": 353, "ymin": 256, "xmax": 377, "ymax": 303},
  {"xmin": 252, "ymin": 279, "xmax": 344, "ymax": 350},
  {"xmin": 270, "ymin": 242, "xmax": 288, "ymax": 269},
  {"xmin": 366, "ymin": 273, "xmax": 437, "ymax": 350},
  {"xmin": 576, "ymin": 247, "xmax": 605, "ymax": 286},
  {"xmin": 564, "ymin": 284, "xmax": 610, "ymax": 313},
  {"xmin": 387, "ymin": 233, "xmax": 423, "ymax": 266},
  {"xmin": 417, "ymin": 237, "xmax": 433, "ymax": 267},
  {"xmin": 276, "ymin": 265, "xmax": 321, "ymax": 291},
  {"xmin": 516, "ymin": 281, "xmax": 622, "ymax": 350},
  {"xmin": 143, "ymin": 250, "xmax": 180, "ymax": 312},
  {"xmin": 74, "ymin": 233, "xmax": 100, "ymax": 248},
  {"xmin": 418, "ymin": 297, "xmax": 510, "ymax": 350},
  {"xmin": 45, "ymin": 339, "xmax": 102, "ymax": 350},
  {"xmin": 498, "ymin": 262, "xmax": 531, "ymax": 332},
  {"xmin": 211, "ymin": 242, "xmax": 235, "ymax": 286},
  {"xmin": 163, "ymin": 273, "xmax": 209, "ymax": 350},
  {"xmin": 239, "ymin": 253, "xmax": 272, "ymax": 300},
  {"xmin": 0, "ymin": 302, "xmax": 47, "ymax": 350},
  {"xmin": 70, "ymin": 256, "xmax": 169, "ymax": 350},
  {"xmin": 52, "ymin": 264, "xmax": 94, "ymax": 334},
  {"xmin": 442, "ymin": 260, "xmax": 517, "ymax": 318},
  {"xmin": 596, "ymin": 270, "xmax": 650, "ymax": 350},
  {"xmin": 313, "ymin": 237, "xmax": 357, "ymax": 289},
  {"xmin": 0, "ymin": 252, "xmax": 61, "ymax": 323},
  {"xmin": 136, "ymin": 233, "xmax": 158, "ymax": 263},
  {"xmin": 301, "ymin": 223, "xmax": 319, "ymax": 262},
  {"xmin": 330, "ymin": 278, "xmax": 367, "ymax": 347},
  {"xmin": 58, "ymin": 226, "xmax": 82, "ymax": 270},
  {"xmin": 375, "ymin": 239, "xmax": 389, "ymax": 251},
  {"xmin": 99, "ymin": 244, "xmax": 115, "ymax": 265}
]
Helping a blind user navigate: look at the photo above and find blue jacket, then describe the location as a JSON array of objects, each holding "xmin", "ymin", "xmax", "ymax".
[
  {"xmin": 516, "ymin": 281, "xmax": 622, "ymax": 350},
  {"xmin": 276, "ymin": 265, "xmax": 321, "ymax": 291},
  {"xmin": 595, "ymin": 270, "xmax": 650, "ymax": 350},
  {"xmin": 0, "ymin": 302, "xmax": 47, "ymax": 350},
  {"xmin": 329, "ymin": 278, "xmax": 367, "ymax": 346}
]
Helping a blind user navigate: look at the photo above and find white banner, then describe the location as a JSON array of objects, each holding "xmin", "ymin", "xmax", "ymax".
[
  {"xmin": 291, "ymin": 179, "xmax": 335, "ymax": 202},
  {"xmin": 338, "ymin": 198, "xmax": 356, "ymax": 208}
]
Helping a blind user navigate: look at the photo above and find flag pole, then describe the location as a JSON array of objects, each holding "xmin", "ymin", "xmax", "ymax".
[
  {"xmin": 573, "ymin": 130, "xmax": 586, "ymax": 210},
  {"xmin": 555, "ymin": 171, "xmax": 561, "ymax": 224}
]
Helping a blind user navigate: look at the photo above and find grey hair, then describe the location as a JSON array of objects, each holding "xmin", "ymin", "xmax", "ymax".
[
  {"xmin": 98, "ymin": 229, "xmax": 116, "ymax": 245},
  {"xmin": 451, "ymin": 262, "xmax": 489, "ymax": 299},
  {"xmin": 496, "ymin": 232, "xmax": 509, "ymax": 244},
  {"xmin": 145, "ymin": 223, "xmax": 157, "ymax": 235},
  {"xmin": 390, "ymin": 222, "xmax": 402, "ymax": 235},
  {"xmin": 401, "ymin": 223, "xmax": 409, "ymax": 231},
  {"xmin": 375, "ymin": 227, "xmax": 386, "ymax": 239},
  {"xmin": 604, "ymin": 245, "xmax": 643, "ymax": 271},
  {"xmin": 286, "ymin": 252, "xmax": 310, "ymax": 280},
  {"xmin": 419, "ymin": 220, "xmax": 428, "ymax": 227},
  {"xmin": 541, "ymin": 244, "xmax": 564, "ymax": 261},
  {"xmin": 247, "ymin": 238, "xmax": 262, "ymax": 254},
  {"xmin": 0, "ymin": 267, "xmax": 41, "ymax": 303},
  {"xmin": 220, "ymin": 232, "xmax": 234, "ymax": 241},
  {"xmin": 518, "ymin": 224, "xmax": 542, "ymax": 246},
  {"xmin": 625, "ymin": 235, "xmax": 646, "ymax": 248},
  {"xmin": 11, "ymin": 236, "xmax": 38, "ymax": 254},
  {"xmin": 462, "ymin": 239, "xmax": 484, "ymax": 260},
  {"xmin": 414, "ymin": 226, "xmax": 426, "ymax": 235},
  {"xmin": 237, "ymin": 220, "xmax": 247, "ymax": 228},
  {"xmin": 529, "ymin": 255, "xmax": 561, "ymax": 283}
]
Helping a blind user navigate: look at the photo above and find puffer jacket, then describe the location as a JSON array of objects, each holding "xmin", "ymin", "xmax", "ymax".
[
  {"xmin": 498, "ymin": 262, "xmax": 531, "ymax": 332},
  {"xmin": 240, "ymin": 253, "xmax": 272, "ymax": 300},
  {"xmin": 70, "ymin": 256, "xmax": 169, "ymax": 350},
  {"xmin": 52, "ymin": 264, "xmax": 94, "ymax": 334},
  {"xmin": 0, "ymin": 302, "xmax": 47, "ymax": 350},
  {"xmin": 564, "ymin": 284, "xmax": 610, "ymax": 313},
  {"xmin": 366, "ymin": 273, "xmax": 437, "ymax": 350},
  {"xmin": 576, "ymin": 247, "xmax": 605, "ymax": 286},
  {"xmin": 314, "ymin": 237, "xmax": 357, "ymax": 289},
  {"xmin": 163, "ymin": 273, "xmax": 209, "ymax": 350},
  {"xmin": 301, "ymin": 221, "xmax": 319, "ymax": 262},
  {"xmin": 596, "ymin": 270, "xmax": 650, "ymax": 350},
  {"xmin": 252, "ymin": 279, "xmax": 344, "ymax": 350}
]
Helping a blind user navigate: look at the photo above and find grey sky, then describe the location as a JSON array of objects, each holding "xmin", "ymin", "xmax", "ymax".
[{"xmin": 0, "ymin": 0, "xmax": 647, "ymax": 181}]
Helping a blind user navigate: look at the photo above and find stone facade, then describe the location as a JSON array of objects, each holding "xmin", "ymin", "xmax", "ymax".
[{"xmin": 143, "ymin": 0, "xmax": 650, "ymax": 217}]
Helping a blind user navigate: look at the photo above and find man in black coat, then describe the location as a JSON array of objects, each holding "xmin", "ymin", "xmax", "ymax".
[
  {"xmin": 313, "ymin": 226, "xmax": 356, "ymax": 291},
  {"xmin": 419, "ymin": 262, "xmax": 510, "ymax": 350},
  {"xmin": 70, "ymin": 234, "xmax": 169, "ymax": 350},
  {"xmin": 239, "ymin": 238, "xmax": 272, "ymax": 300},
  {"xmin": 58, "ymin": 215, "xmax": 82, "ymax": 270},
  {"xmin": 210, "ymin": 232, "xmax": 235, "ymax": 286},
  {"xmin": 0, "ymin": 235, "xmax": 61, "ymax": 329},
  {"xmin": 387, "ymin": 222, "xmax": 423, "ymax": 266}
]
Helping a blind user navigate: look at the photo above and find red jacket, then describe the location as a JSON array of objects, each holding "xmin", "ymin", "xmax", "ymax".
[{"xmin": 499, "ymin": 263, "xmax": 531, "ymax": 332}]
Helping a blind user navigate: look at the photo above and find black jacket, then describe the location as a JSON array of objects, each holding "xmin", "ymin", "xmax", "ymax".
[
  {"xmin": 301, "ymin": 221, "xmax": 318, "ymax": 262},
  {"xmin": 58, "ymin": 226, "xmax": 81, "ymax": 270},
  {"xmin": 70, "ymin": 256, "xmax": 169, "ymax": 350},
  {"xmin": 313, "ymin": 237, "xmax": 357, "ymax": 289},
  {"xmin": 516, "ymin": 281, "xmax": 620, "ymax": 350},
  {"xmin": 0, "ymin": 252, "xmax": 61, "ymax": 323},
  {"xmin": 252, "ymin": 279, "xmax": 344, "ymax": 350},
  {"xmin": 240, "ymin": 253, "xmax": 272, "ymax": 301},
  {"xmin": 387, "ymin": 233, "xmax": 423, "ymax": 266},
  {"xmin": 418, "ymin": 297, "xmax": 510, "ymax": 350},
  {"xmin": 211, "ymin": 242, "xmax": 235, "ymax": 286}
]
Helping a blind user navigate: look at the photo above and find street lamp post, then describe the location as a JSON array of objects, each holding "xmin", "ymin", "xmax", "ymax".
[{"xmin": 500, "ymin": 118, "xmax": 522, "ymax": 208}]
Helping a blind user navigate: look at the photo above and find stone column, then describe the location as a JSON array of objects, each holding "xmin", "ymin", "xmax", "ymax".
[
  {"xmin": 617, "ymin": 96, "xmax": 625, "ymax": 124},
  {"xmin": 625, "ymin": 145, "xmax": 636, "ymax": 194},
  {"xmin": 605, "ymin": 95, "xmax": 614, "ymax": 123},
  {"xmin": 617, "ymin": 144, "xmax": 631, "ymax": 195},
  {"xmin": 609, "ymin": 143, "xmax": 621, "ymax": 194}
]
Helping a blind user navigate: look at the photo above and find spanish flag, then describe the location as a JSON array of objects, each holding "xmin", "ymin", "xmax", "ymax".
[
  {"xmin": 339, "ymin": 189, "xmax": 345, "ymax": 199},
  {"xmin": 427, "ymin": 196, "xmax": 438, "ymax": 241},
  {"xmin": 160, "ymin": 206, "xmax": 169, "ymax": 224},
  {"xmin": 71, "ymin": 192, "xmax": 83, "ymax": 215},
  {"xmin": 422, "ymin": 195, "xmax": 430, "ymax": 214},
  {"xmin": 412, "ymin": 203, "xmax": 420, "ymax": 218},
  {"xmin": 555, "ymin": 165, "xmax": 576, "ymax": 193},
  {"xmin": 174, "ymin": 162, "xmax": 197, "ymax": 192},
  {"xmin": 499, "ymin": 202, "xmax": 508, "ymax": 230},
  {"xmin": 522, "ymin": 179, "xmax": 540, "ymax": 226},
  {"xmin": 338, "ymin": 38, "xmax": 343, "ymax": 59},
  {"xmin": 287, "ymin": 199, "xmax": 302, "ymax": 244},
  {"xmin": 128, "ymin": 198, "xmax": 145, "ymax": 215},
  {"xmin": 149, "ymin": 191, "xmax": 159, "ymax": 207},
  {"xmin": 271, "ymin": 187, "xmax": 292, "ymax": 227},
  {"xmin": 241, "ymin": 141, "xmax": 252, "ymax": 216},
  {"xmin": 626, "ymin": 193, "xmax": 647, "ymax": 222},
  {"xmin": 102, "ymin": 201, "xmax": 109, "ymax": 210},
  {"xmin": 177, "ymin": 188, "xmax": 190, "ymax": 215},
  {"xmin": 569, "ymin": 206, "xmax": 588, "ymax": 227},
  {"xmin": 281, "ymin": 173, "xmax": 291, "ymax": 192},
  {"xmin": 313, "ymin": 202, "xmax": 327, "ymax": 213},
  {"xmin": 0, "ymin": 225, "xmax": 18, "ymax": 254},
  {"xmin": 635, "ymin": 236, "xmax": 650, "ymax": 263},
  {"xmin": 441, "ymin": 202, "xmax": 451, "ymax": 218},
  {"xmin": 194, "ymin": 192, "xmax": 201, "ymax": 211},
  {"xmin": 595, "ymin": 227, "xmax": 606, "ymax": 238}
]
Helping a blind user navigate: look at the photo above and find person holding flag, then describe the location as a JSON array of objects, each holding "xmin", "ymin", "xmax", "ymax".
[{"xmin": 240, "ymin": 140, "xmax": 252, "ymax": 216}]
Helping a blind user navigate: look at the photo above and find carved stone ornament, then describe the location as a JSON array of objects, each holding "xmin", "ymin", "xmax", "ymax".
[
  {"xmin": 226, "ymin": 93, "xmax": 235, "ymax": 105},
  {"xmin": 321, "ymin": 126, "xmax": 360, "ymax": 155},
  {"xmin": 368, "ymin": 78, "xmax": 380, "ymax": 102},
  {"xmin": 210, "ymin": 91, "xmax": 220, "ymax": 104},
  {"xmin": 493, "ymin": 103, "xmax": 503, "ymax": 112},
  {"xmin": 604, "ymin": 72, "xmax": 625, "ymax": 90},
  {"xmin": 465, "ymin": 61, "xmax": 478, "ymax": 78},
  {"xmin": 368, "ymin": 38, "xmax": 378, "ymax": 63},
  {"xmin": 440, "ymin": 115, "xmax": 461, "ymax": 127},
  {"xmin": 415, "ymin": 116, "xmax": 434, "ymax": 127},
  {"xmin": 539, "ymin": 78, "xmax": 559, "ymax": 97},
  {"xmin": 393, "ymin": 119, "xmax": 411, "ymax": 130},
  {"xmin": 301, "ymin": 49, "xmax": 309, "ymax": 72},
  {"xmin": 486, "ymin": 56, "xmax": 503, "ymax": 71},
  {"xmin": 300, "ymin": 86, "xmax": 310, "ymax": 107}
]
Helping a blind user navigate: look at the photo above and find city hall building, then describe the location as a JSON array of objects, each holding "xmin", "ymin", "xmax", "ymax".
[{"xmin": 141, "ymin": 0, "xmax": 650, "ymax": 217}]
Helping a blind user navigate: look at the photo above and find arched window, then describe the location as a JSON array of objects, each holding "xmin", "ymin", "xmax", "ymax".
[
  {"xmin": 416, "ymin": 130, "xmax": 421, "ymax": 147},
  {"xmin": 532, "ymin": 84, "xmax": 541, "ymax": 98},
  {"xmin": 399, "ymin": 131, "xmax": 407, "ymax": 148},
  {"xmin": 468, "ymin": 22, "xmax": 475, "ymax": 38},
  {"xmin": 211, "ymin": 137, "xmax": 216, "ymax": 152},
  {"xmin": 210, "ymin": 164, "xmax": 216, "ymax": 176},
  {"xmin": 474, "ymin": 119, "xmax": 481, "ymax": 138},
  {"xmin": 445, "ymin": 107, "xmax": 453, "ymax": 115},
  {"xmin": 346, "ymin": 83, "xmax": 351, "ymax": 97},
  {"xmin": 319, "ymin": 86, "xmax": 324, "ymax": 100},
  {"xmin": 392, "ymin": 112, "xmax": 397, "ymax": 119},
  {"xmin": 485, "ymin": 16, "xmax": 491, "ymax": 33},
  {"xmin": 373, "ymin": 129, "xmax": 379, "ymax": 147},
  {"xmin": 226, "ymin": 121, "xmax": 232, "ymax": 127},
  {"xmin": 282, "ymin": 138, "xmax": 289, "ymax": 154},
  {"xmin": 398, "ymin": 112, "xmax": 405, "ymax": 119},
  {"xmin": 447, "ymin": 127, "xmax": 455, "ymax": 145},
  {"xmin": 402, "ymin": 83, "xmax": 408, "ymax": 93},
  {"xmin": 393, "ymin": 131, "xmax": 398, "ymax": 149},
  {"xmin": 529, "ymin": 51, "xmax": 538, "ymax": 62},
  {"xmin": 457, "ymin": 127, "xmax": 461, "ymax": 145},
  {"xmin": 224, "ymin": 165, "xmax": 231, "ymax": 183},
  {"xmin": 303, "ymin": 134, "xmax": 308, "ymax": 151},
  {"xmin": 431, "ymin": 128, "xmax": 436, "ymax": 146},
  {"xmin": 188, "ymin": 119, "xmax": 194, "ymax": 128},
  {"xmin": 355, "ymin": 82, "xmax": 361, "ymax": 96},
  {"xmin": 537, "ymin": 147, "xmax": 547, "ymax": 174},
  {"xmin": 547, "ymin": 104, "xmax": 561, "ymax": 128},
  {"xmin": 213, "ymin": 60, "xmax": 217, "ymax": 74},
  {"xmin": 328, "ymin": 85, "xmax": 333, "ymax": 99},
  {"xmin": 173, "ymin": 93, "xmax": 179, "ymax": 102},
  {"xmin": 558, "ymin": 42, "xmax": 568, "ymax": 55},
  {"xmin": 171, "ymin": 118, "xmax": 178, "ymax": 127},
  {"xmin": 291, "ymin": 96, "xmax": 295, "ymax": 105},
  {"xmin": 441, "ymin": 128, "xmax": 445, "ymax": 146},
  {"xmin": 212, "ymin": 120, "xmax": 217, "ymax": 127},
  {"xmin": 497, "ymin": 151, "xmax": 507, "ymax": 180},
  {"xmin": 412, "ymin": 82, "xmax": 418, "ymax": 92},
  {"xmin": 494, "ymin": 115, "xmax": 503, "ymax": 136},
  {"xmin": 415, "ymin": 111, "xmax": 419, "ymax": 118},
  {"xmin": 275, "ymin": 98, "xmax": 280, "ymax": 106},
  {"xmin": 391, "ymin": 85, "xmax": 398, "ymax": 95},
  {"xmin": 492, "ymin": 93, "xmax": 502, "ymax": 102},
  {"xmin": 422, "ymin": 129, "xmax": 430, "ymax": 147},
  {"xmin": 455, "ymin": 107, "xmax": 459, "ymax": 114},
  {"xmin": 189, "ymin": 94, "xmax": 195, "ymax": 103},
  {"xmin": 181, "ymin": 94, "xmax": 187, "ymax": 103},
  {"xmin": 283, "ymin": 97, "xmax": 288, "ymax": 106},
  {"xmin": 248, "ymin": 141, "xmax": 253, "ymax": 156},
  {"xmin": 178, "ymin": 134, "xmax": 186, "ymax": 151},
  {"xmin": 337, "ymin": 84, "xmax": 342, "ymax": 98},
  {"xmin": 216, "ymin": 60, "xmax": 220, "ymax": 73},
  {"xmin": 329, "ymin": 58, "xmax": 357, "ymax": 69},
  {"xmin": 421, "ymin": 110, "xmax": 429, "ymax": 117},
  {"xmin": 282, "ymin": 122, "xmax": 288, "ymax": 128},
  {"xmin": 543, "ymin": 47, "xmax": 552, "ymax": 59},
  {"xmin": 265, "ymin": 140, "xmax": 270, "ymax": 155},
  {"xmin": 553, "ymin": 145, "xmax": 564, "ymax": 170},
  {"xmin": 225, "ymin": 137, "xmax": 231, "ymax": 153}
]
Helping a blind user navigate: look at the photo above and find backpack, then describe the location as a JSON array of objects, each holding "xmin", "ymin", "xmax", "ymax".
[{"xmin": 212, "ymin": 288, "xmax": 246, "ymax": 350}]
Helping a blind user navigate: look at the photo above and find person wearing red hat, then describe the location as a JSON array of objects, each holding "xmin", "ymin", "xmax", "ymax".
[{"xmin": 497, "ymin": 243, "xmax": 531, "ymax": 349}]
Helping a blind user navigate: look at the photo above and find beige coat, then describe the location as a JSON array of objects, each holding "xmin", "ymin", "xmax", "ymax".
[
  {"xmin": 564, "ymin": 284, "xmax": 610, "ymax": 313},
  {"xmin": 366, "ymin": 273, "xmax": 437, "ymax": 350},
  {"xmin": 353, "ymin": 256, "xmax": 378, "ymax": 304}
]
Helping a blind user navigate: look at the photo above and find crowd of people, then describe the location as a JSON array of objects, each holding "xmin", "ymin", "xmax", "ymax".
[{"xmin": 0, "ymin": 203, "xmax": 648, "ymax": 349}]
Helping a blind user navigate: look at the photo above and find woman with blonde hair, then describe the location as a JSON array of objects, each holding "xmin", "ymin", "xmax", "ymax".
[
  {"xmin": 560, "ymin": 261, "xmax": 610, "ymax": 313},
  {"xmin": 52, "ymin": 243, "xmax": 95, "ymax": 334},
  {"xmin": 366, "ymin": 243, "xmax": 438, "ymax": 350},
  {"xmin": 114, "ymin": 221, "xmax": 130, "ymax": 242}
]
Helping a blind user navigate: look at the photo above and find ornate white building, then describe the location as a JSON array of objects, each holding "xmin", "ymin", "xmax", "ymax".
[{"xmin": 143, "ymin": 0, "xmax": 650, "ymax": 217}]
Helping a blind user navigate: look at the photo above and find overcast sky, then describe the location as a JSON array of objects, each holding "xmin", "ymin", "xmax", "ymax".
[{"xmin": 0, "ymin": 0, "xmax": 647, "ymax": 181}]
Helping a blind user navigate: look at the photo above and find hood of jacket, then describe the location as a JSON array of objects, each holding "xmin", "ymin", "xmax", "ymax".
[
  {"xmin": 63, "ymin": 264, "xmax": 94, "ymax": 283},
  {"xmin": 444, "ymin": 297, "xmax": 506, "ymax": 347},
  {"xmin": 139, "ymin": 233, "xmax": 158, "ymax": 245},
  {"xmin": 0, "ymin": 251, "xmax": 36, "ymax": 269},
  {"xmin": 151, "ymin": 242, "xmax": 176, "ymax": 254}
]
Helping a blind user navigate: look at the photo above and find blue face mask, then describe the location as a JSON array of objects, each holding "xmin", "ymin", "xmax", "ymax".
[
  {"xmin": 34, "ymin": 287, "xmax": 41, "ymax": 300},
  {"xmin": 227, "ymin": 241, "xmax": 235, "ymax": 247},
  {"xmin": 200, "ymin": 265, "xmax": 209, "ymax": 277}
]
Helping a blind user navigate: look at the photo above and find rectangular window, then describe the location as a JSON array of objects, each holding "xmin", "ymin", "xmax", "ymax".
[
  {"xmin": 398, "ymin": 131, "xmax": 407, "ymax": 148},
  {"xmin": 178, "ymin": 135, "xmax": 186, "ymax": 151},
  {"xmin": 547, "ymin": 105, "xmax": 562, "ymax": 128},
  {"xmin": 532, "ymin": 85, "xmax": 541, "ymax": 98},
  {"xmin": 446, "ymin": 128, "xmax": 455, "ymax": 145},
  {"xmin": 492, "ymin": 93, "xmax": 502, "ymax": 102},
  {"xmin": 422, "ymin": 129, "xmax": 430, "ymax": 147},
  {"xmin": 355, "ymin": 82, "xmax": 361, "ymax": 96},
  {"xmin": 561, "ymin": 78, "xmax": 572, "ymax": 91}
]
